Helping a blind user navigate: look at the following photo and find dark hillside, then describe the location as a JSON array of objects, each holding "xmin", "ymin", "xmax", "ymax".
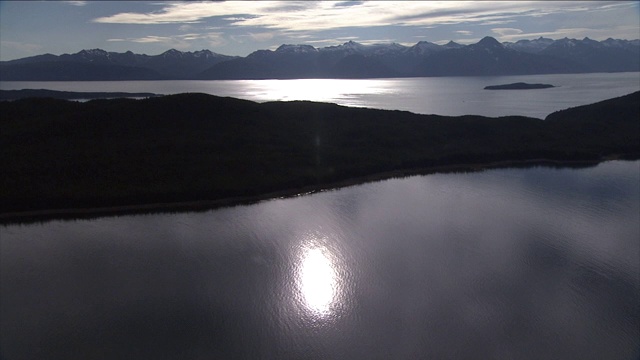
[
  {"xmin": 1, "ymin": 92, "xmax": 638, "ymax": 217},
  {"xmin": 544, "ymin": 92, "xmax": 640, "ymax": 156},
  {"xmin": 0, "ymin": 89, "xmax": 160, "ymax": 100}
]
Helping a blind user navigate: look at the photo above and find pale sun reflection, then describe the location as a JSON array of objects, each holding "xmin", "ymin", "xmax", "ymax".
[
  {"xmin": 299, "ymin": 247, "xmax": 337, "ymax": 315},
  {"xmin": 292, "ymin": 231, "xmax": 353, "ymax": 323},
  {"xmin": 244, "ymin": 78, "xmax": 392, "ymax": 106}
]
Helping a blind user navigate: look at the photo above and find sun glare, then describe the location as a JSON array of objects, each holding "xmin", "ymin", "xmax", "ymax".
[
  {"xmin": 243, "ymin": 78, "xmax": 391, "ymax": 106},
  {"xmin": 299, "ymin": 247, "xmax": 337, "ymax": 315}
]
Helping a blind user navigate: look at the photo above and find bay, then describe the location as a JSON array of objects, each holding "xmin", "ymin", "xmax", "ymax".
[
  {"xmin": 1, "ymin": 160, "xmax": 638, "ymax": 360},
  {"xmin": 2, "ymin": 72, "xmax": 639, "ymax": 118}
]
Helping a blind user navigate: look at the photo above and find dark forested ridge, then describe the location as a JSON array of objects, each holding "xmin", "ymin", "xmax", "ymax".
[
  {"xmin": 0, "ymin": 89, "xmax": 161, "ymax": 100},
  {"xmin": 1, "ymin": 91, "xmax": 638, "ymax": 219}
]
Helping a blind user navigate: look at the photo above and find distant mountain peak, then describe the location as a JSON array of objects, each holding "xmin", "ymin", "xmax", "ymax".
[
  {"xmin": 75, "ymin": 49, "xmax": 110, "ymax": 62},
  {"xmin": 78, "ymin": 49, "xmax": 108, "ymax": 56},
  {"xmin": 192, "ymin": 49, "xmax": 217, "ymax": 58},
  {"xmin": 369, "ymin": 42, "xmax": 408, "ymax": 55},
  {"xmin": 415, "ymin": 40, "xmax": 438, "ymax": 45},
  {"xmin": 275, "ymin": 44, "xmax": 318, "ymax": 54},
  {"xmin": 443, "ymin": 41, "xmax": 464, "ymax": 49},
  {"xmin": 409, "ymin": 41, "xmax": 443, "ymax": 55},
  {"xmin": 319, "ymin": 40, "xmax": 366, "ymax": 53},
  {"xmin": 602, "ymin": 38, "xmax": 629, "ymax": 47},
  {"xmin": 581, "ymin": 37, "xmax": 600, "ymax": 46},
  {"xmin": 503, "ymin": 37, "xmax": 554, "ymax": 53},
  {"xmin": 387, "ymin": 42, "xmax": 405, "ymax": 48},
  {"xmin": 343, "ymin": 40, "xmax": 365, "ymax": 48},
  {"xmin": 476, "ymin": 36, "xmax": 502, "ymax": 48},
  {"xmin": 162, "ymin": 49, "xmax": 184, "ymax": 57}
]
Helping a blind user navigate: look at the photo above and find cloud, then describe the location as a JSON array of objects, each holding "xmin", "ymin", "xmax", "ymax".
[
  {"xmin": 92, "ymin": 1, "xmax": 629, "ymax": 32},
  {"xmin": 90, "ymin": 1, "xmax": 640, "ymax": 50},
  {"xmin": 480, "ymin": 20, "xmax": 516, "ymax": 26},
  {"xmin": 63, "ymin": 1, "xmax": 87, "ymax": 6},
  {"xmin": 491, "ymin": 28, "xmax": 523, "ymax": 37},
  {"xmin": 333, "ymin": 1, "xmax": 364, "ymax": 8},
  {"xmin": 491, "ymin": 25, "xmax": 640, "ymax": 42},
  {"xmin": 452, "ymin": 37, "xmax": 483, "ymax": 45},
  {"xmin": 0, "ymin": 40, "xmax": 43, "ymax": 54},
  {"xmin": 249, "ymin": 32, "xmax": 274, "ymax": 42},
  {"xmin": 178, "ymin": 24, "xmax": 195, "ymax": 32},
  {"xmin": 106, "ymin": 32, "xmax": 227, "ymax": 48},
  {"xmin": 108, "ymin": 35, "xmax": 172, "ymax": 43}
]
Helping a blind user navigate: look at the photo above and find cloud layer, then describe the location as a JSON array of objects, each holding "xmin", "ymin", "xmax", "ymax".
[{"xmin": 93, "ymin": 1, "xmax": 633, "ymax": 33}]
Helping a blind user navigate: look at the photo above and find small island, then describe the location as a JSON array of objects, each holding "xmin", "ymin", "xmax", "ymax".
[
  {"xmin": 0, "ymin": 91, "xmax": 637, "ymax": 222},
  {"xmin": 484, "ymin": 82, "xmax": 555, "ymax": 90}
]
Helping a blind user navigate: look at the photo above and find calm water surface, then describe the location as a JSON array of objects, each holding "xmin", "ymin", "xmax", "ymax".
[
  {"xmin": 1, "ymin": 161, "xmax": 638, "ymax": 360},
  {"xmin": 2, "ymin": 72, "xmax": 639, "ymax": 118}
]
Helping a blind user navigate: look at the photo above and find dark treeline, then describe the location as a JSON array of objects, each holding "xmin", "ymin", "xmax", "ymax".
[
  {"xmin": 1, "ymin": 91, "xmax": 638, "ymax": 217},
  {"xmin": 0, "ymin": 89, "xmax": 161, "ymax": 101}
]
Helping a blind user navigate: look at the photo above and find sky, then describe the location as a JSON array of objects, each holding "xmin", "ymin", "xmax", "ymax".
[{"xmin": 1, "ymin": 1, "xmax": 639, "ymax": 61}]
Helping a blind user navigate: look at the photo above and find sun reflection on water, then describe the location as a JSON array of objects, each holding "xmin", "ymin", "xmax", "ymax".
[
  {"xmin": 299, "ymin": 247, "xmax": 337, "ymax": 315},
  {"xmin": 243, "ymin": 78, "xmax": 393, "ymax": 106},
  {"xmin": 294, "ymin": 234, "xmax": 348, "ymax": 322}
]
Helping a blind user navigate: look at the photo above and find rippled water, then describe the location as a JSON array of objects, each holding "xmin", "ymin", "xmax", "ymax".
[
  {"xmin": 2, "ymin": 72, "xmax": 639, "ymax": 118},
  {"xmin": 1, "ymin": 161, "xmax": 638, "ymax": 360}
]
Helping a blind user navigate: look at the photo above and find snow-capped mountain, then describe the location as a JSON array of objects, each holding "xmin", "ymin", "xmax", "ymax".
[
  {"xmin": 0, "ymin": 48, "xmax": 237, "ymax": 80},
  {"xmin": 1, "ymin": 36, "xmax": 638, "ymax": 80},
  {"xmin": 275, "ymin": 44, "xmax": 319, "ymax": 54},
  {"xmin": 416, "ymin": 36, "xmax": 589, "ymax": 76},
  {"xmin": 503, "ymin": 37, "xmax": 555, "ymax": 53},
  {"xmin": 540, "ymin": 37, "xmax": 639, "ymax": 72},
  {"xmin": 407, "ymin": 41, "xmax": 445, "ymax": 56}
]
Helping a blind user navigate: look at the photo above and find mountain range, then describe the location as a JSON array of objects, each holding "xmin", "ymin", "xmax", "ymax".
[{"xmin": 1, "ymin": 36, "xmax": 638, "ymax": 80}]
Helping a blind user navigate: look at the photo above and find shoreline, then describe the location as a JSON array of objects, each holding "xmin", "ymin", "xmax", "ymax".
[{"xmin": 0, "ymin": 157, "xmax": 625, "ymax": 224}]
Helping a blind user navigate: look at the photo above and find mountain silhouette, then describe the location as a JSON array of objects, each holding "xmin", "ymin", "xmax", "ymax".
[{"xmin": 1, "ymin": 37, "xmax": 638, "ymax": 80}]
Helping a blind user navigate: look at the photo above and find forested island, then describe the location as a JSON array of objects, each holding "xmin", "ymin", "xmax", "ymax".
[
  {"xmin": 484, "ymin": 82, "xmax": 555, "ymax": 90},
  {"xmin": 1, "ymin": 91, "xmax": 638, "ymax": 221}
]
